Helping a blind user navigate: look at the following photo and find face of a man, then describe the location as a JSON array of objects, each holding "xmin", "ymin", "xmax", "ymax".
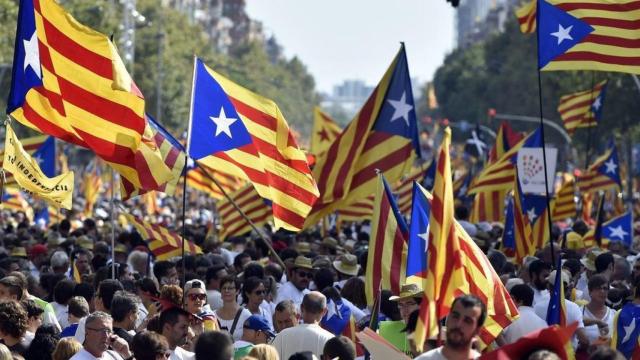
[
  {"xmin": 274, "ymin": 309, "xmax": 297, "ymax": 332},
  {"xmin": 84, "ymin": 318, "xmax": 113, "ymax": 357},
  {"xmin": 533, "ymin": 269, "xmax": 550, "ymax": 290},
  {"xmin": 291, "ymin": 268, "xmax": 312, "ymax": 291},
  {"xmin": 75, "ymin": 254, "xmax": 91, "ymax": 273},
  {"xmin": 397, "ymin": 297, "xmax": 419, "ymax": 324},
  {"xmin": 445, "ymin": 301, "xmax": 482, "ymax": 350},
  {"xmin": 165, "ymin": 315, "xmax": 190, "ymax": 348}
]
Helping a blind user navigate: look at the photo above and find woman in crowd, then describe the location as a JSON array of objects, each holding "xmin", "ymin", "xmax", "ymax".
[
  {"xmin": 131, "ymin": 331, "xmax": 171, "ymax": 360},
  {"xmin": 249, "ymin": 344, "xmax": 280, "ymax": 360},
  {"xmin": 215, "ymin": 276, "xmax": 252, "ymax": 341},
  {"xmin": 242, "ymin": 277, "xmax": 273, "ymax": 330},
  {"xmin": 582, "ymin": 274, "xmax": 615, "ymax": 346},
  {"xmin": 52, "ymin": 338, "xmax": 82, "ymax": 360},
  {"xmin": 184, "ymin": 279, "xmax": 219, "ymax": 332}
]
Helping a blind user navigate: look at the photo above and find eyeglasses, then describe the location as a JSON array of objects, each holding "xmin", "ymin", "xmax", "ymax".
[
  {"xmin": 188, "ymin": 293, "xmax": 206, "ymax": 301},
  {"xmin": 157, "ymin": 351, "xmax": 171, "ymax": 359},
  {"xmin": 221, "ymin": 287, "xmax": 236, "ymax": 292},
  {"xmin": 296, "ymin": 271, "xmax": 313, "ymax": 279},
  {"xmin": 86, "ymin": 327, "xmax": 113, "ymax": 335},
  {"xmin": 253, "ymin": 290, "xmax": 266, "ymax": 295}
]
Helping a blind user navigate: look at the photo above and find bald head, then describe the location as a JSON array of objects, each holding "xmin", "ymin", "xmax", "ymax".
[{"xmin": 301, "ymin": 291, "xmax": 327, "ymax": 324}]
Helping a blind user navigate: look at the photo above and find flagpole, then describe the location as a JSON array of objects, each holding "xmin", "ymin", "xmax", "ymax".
[
  {"xmin": 535, "ymin": 22, "xmax": 557, "ymax": 266},
  {"xmin": 584, "ymin": 72, "xmax": 596, "ymax": 170},
  {"xmin": 195, "ymin": 163, "xmax": 286, "ymax": 270},
  {"xmin": 110, "ymin": 168, "xmax": 117, "ymax": 279}
]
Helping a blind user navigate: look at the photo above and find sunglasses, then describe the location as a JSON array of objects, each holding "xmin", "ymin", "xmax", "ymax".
[
  {"xmin": 188, "ymin": 294, "xmax": 206, "ymax": 301},
  {"xmin": 296, "ymin": 271, "xmax": 313, "ymax": 279}
]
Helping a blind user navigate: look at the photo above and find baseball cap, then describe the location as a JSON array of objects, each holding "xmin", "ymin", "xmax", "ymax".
[{"xmin": 244, "ymin": 315, "xmax": 276, "ymax": 338}]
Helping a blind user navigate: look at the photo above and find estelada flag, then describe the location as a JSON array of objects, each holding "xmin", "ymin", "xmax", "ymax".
[{"xmin": 311, "ymin": 107, "xmax": 342, "ymax": 156}]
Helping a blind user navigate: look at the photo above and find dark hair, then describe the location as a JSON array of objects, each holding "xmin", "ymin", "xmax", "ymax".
[
  {"xmin": 509, "ymin": 284, "xmax": 534, "ymax": 307},
  {"xmin": 562, "ymin": 258, "xmax": 582, "ymax": 277},
  {"xmin": 20, "ymin": 298, "xmax": 44, "ymax": 319},
  {"xmin": 153, "ymin": 261, "xmax": 176, "ymax": 280},
  {"xmin": 313, "ymin": 268, "xmax": 336, "ymax": 292},
  {"xmin": 233, "ymin": 252, "xmax": 252, "ymax": 271},
  {"xmin": 588, "ymin": 274, "xmax": 609, "ymax": 293},
  {"xmin": 450, "ymin": 294, "xmax": 487, "ymax": 328},
  {"xmin": 403, "ymin": 310, "xmax": 419, "ymax": 334},
  {"xmin": 595, "ymin": 253, "xmax": 615, "ymax": 274},
  {"xmin": 205, "ymin": 265, "xmax": 227, "ymax": 284},
  {"xmin": 243, "ymin": 262, "xmax": 265, "ymax": 279},
  {"xmin": 265, "ymin": 263, "xmax": 284, "ymax": 282},
  {"xmin": 242, "ymin": 277, "xmax": 264, "ymax": 305},
  {"xmin": 0, "ymin": 301, "xmax": 28, "ymax": 338},
  {"xmin": 131, "ymin": 331, "xmax": 169, "ymax": 360},
  {"xmin": 159, "ymin": 307, "xmax": 191, "ymax": 329},
  {"xmin": 110, "ymin": 291, "xmax": 140, "ymax": 322},
  {"xmin": 340, "ymin": 278, "xmax": 367, "ymax": 310},
  {"xmin": 53, "ymin": 279, "xmax": 75, "ymax": 305},
  {"xmin": 194, "ymin": 331, "xmax": 233, "ymax": 360},
  {"xmin": 135, "ymin": 277, "xmax": 160, "ymax": 297},
  {"xmin": 68, "ymin": 296, "xmax": 90, "ymax": 318},
  {"xmin": 219, "ymin": 275, "xmax": 239, "ymax": 291},
  {"xmin": 454, "ymin": 205, "xmax": 469, "ymax": 220},
  {"xmin": 24, "ymin": 324, "xmax": 60, "ymax": 360},
  {"xmin": 0, "ymin": 275, "xmax": 25, "ymax": 300},
  {"xmin": 380, "ymin": 290, "xmax": 401, "ymax": 321},
  {"xmin": 323, "ymin": 336, "xmax": 356, "ymax": 360},
  {"xmin": 73, "ymin": 282, "xmax": 95, "ymax": 305},
  {"xmin": 289, "ymin": 351, "xmax": 315, "ymax": 360},
  {"xmin": 528, "ymin": 260, "xmax": 551, "ymax": 278},
  {"xmin": 587, "ymin": 347, "xmax": 625, "ymax": 360},
  {"xmin": 96, "ymin": 279, "xmax": 124, "ymax": 311}
]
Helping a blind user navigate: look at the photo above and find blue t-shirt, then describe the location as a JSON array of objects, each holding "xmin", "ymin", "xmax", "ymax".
[{"xmin": 60, "ymin": 323, "xmax": 78, "ymax": 338}]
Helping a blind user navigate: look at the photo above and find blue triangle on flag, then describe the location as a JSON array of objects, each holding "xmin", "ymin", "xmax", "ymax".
[
  {"xmin": 407, "ymin": 182, "xmax": 430, "ymax": 277},
  {"xmin": 502, "ymin": 197, "xmax": 516, "ymax": 250},
  {"xmin": 537, "ymin": 0, "xmax": 594, "ymax": 69},
  {"xmin": 591, "ymin": 83, "xmax": 607, "ymax": 121},
  {"xmin": 32, "ymin": 136, "xmax": 56, "ymax": 177},
  {"xmin": 596, "ymin": 145, "xmax": 621, "ymax": 186},
  {"xmin": 603, "ymin": 212, "xmax": 632, "ymax": 247}
]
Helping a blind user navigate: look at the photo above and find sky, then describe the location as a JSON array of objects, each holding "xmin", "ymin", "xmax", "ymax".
[{"xmin": 245, "ymin": 1, "xmax": 455, "ymax": 94}]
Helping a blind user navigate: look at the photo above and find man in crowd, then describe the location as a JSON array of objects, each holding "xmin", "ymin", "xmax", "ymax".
[
  {"xmin": 233, "ymin": 315, "xmax": 275, "ymax": 359},
  {"xmin": 70, "ymin": 311, "xmax": 132, "ymax": 360},
  {"xmin": 160, "ymin": 307, "xmax": 194, "ymax": 360},
  {"xmin": 94, "ymin": 279, "xmax": 124, "ymax": 314},
  {"xmin": 111, "ymin": 291, "xmax": 140, "ymax": 345},
  {"xmin": 273, "ymin": 300, "xmax": 300, "ymax": 333},
  {"xmin": 528, "ymin": 259, "xmax": 551, "ymax": 306},
  {"xmin": 206, "ymin": 264, "xmax": 227, "ymax": 311},
  {"xmin": 275, "ymin": 256, "xmax": 313, "ymax": 307},
  {"xmin": 499, "ymin": 284, "xmax": 547, "ymax": 345}
]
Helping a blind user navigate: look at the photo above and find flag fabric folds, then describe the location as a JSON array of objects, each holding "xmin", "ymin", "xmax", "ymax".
[
  {"xmin": 546, "ymin": 256, "xmax": 567, "ymax": 326},
  {"xmin": 186, "ymin": 164, "xmax": 244, "ymax": 200},
  {"xmin": 125, "ymin": 213, "xmax": 202, "ymax": 260},
  {"xmin": 365, "ymin": 173, "xmax": 409, "ymax": 306},
  {"xmin": 0, "ymin": 134, "xmax": 48, "ymax": 187},
  {"xmin": 83, "ymin": 159, "xmax": 102, "ymax": 217},
  {"xmin": 7, "ymin": 0, "xmax": 160, "ymax": 189},
  {"xmin": 551, "ymin": 177, "xmax": 576, "ymax": 221},
  {"xmin": 602, "ymin": 211, "xmax": 632, "ymax": 247},
  {"xmin": 217, "ymin": 183, "xmax": 272, "ymax": 239},
  {"xmin": 306, "ymin": 45, "xmax": 421, "ymax": 227},
  {"xmin": 311, "ymin": 107, "xmax": 342, "ymax": 156},
  {"xmin": 537, "ymin": 0, "xmax": 640, "ymax": 74},
  {"xmin": 516, "ymin": 0, "xmax": 537, "ymax": 34},
  {"xmin": 337, "ymin": 197, "xmax": 375, "ymax": 223},
  {"xmin": 415, "ymin": 127, "xmax": 518, "ymax": 351},
  {"xmin": 577, "ymin": 144, "xmax": 621, "ymax": 194},
  {"xmin": 187, "ymin": 58, "xmax": 318, "ymax": 232},
  {"xmin": 1, "ymin": 188, "xmax": 31, "ymax": 216},
  {"xmin": 557, "ymin": 80, "xmax": 607, "ymax": 136},
  {"xmin": 2, "ymin": 124, "xmax": 74, "ymax": 209},
  {"xmin": 511, "ymin": 173, "xmax": 537, "ymax": 263},
  {"xmin": 612, "ymin": 302, "xmax": 640, "ymax": 358},
  {"xmin": 407, "ymin": 182, "xmax": 431, "ymax": 278},
  {"xmin": 478, "ymin": 323, "xmax": 577, "ymax": 360}
]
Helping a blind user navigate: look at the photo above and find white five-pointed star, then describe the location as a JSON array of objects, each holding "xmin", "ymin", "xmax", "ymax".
[
  {"xmin": 23, "ymin": 31, "xmax": 41, "ymax": 79},
  {"xmin": 550, "ymin": 24, "xmax": 574, "ymax": 45},
  {"xmin": 33, "ymin": 155, "xmax": 43, "ymax": 165},
  {"xmin": 592, "ymin": 96, "xmax": 602, "ymax": 111},
  {"xmin": 622, "ymin": 318, "xmax": 636, "ymax": 344},
  {"xmin": 608, "ymin": 225, "xmax": 628, "ymax": 240},
  {"xmin": 210, "ymin": 107, "xmax": 237, "ymax": 138},
  {"xmin": 387, "ymin": 91, "xmax": 413, "ymax": 127},
  {"xmin": 604, "ymin": 158, "xmax": 617, "ymax": 174},
  {"xmin": 527, "ymin": 207, "xmax": 537, "ymax": 223},
  {"xmin": 418, "ymin": 229, "xmax": 429, "ymax": 253}
]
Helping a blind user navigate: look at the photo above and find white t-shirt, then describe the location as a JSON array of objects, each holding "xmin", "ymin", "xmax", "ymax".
[
  {"xmin": 215, "ymin": 308, "xmax": 252, "ymax": 341},
  {"xmin": 534, "ymin": 298, "xmax": 584, "ymax": 348},
  {"xmin": 207, "ymin": 289, "xmax": 223, "ymax": 311},
  {"xmin": 51, "ymin": 301, "xmax": 69, "ymax": 329},
  {"xmin": 170, "ymin": 346, "xmax": 195, "ymax": 360},
  {"xmin": 272, "ymin": 323, "xmax": 334, "ymax": 360},
  {"xmin": 274, "ymin": 281, "xmax": 309, "ymax": 308},
  {"xmin": 415, "ymin": 347, "xmax": 480, "ymax": 360},
  {"xmin": 581, "ymin": 305, "xmax": 615, "ymax": 343},
  {"xmin": 502, "ymin": 306, "xmax": 548, "ymax": 344},
  {"xmin": 69, "ymin": 348, "xmax": 124, "ymax": 360}
]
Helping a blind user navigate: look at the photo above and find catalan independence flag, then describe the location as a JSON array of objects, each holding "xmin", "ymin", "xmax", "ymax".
[
  {"xmin": 407, "ymin": 181, "xmax": 431, "ymax": 278},
  {"xmin": 612, "ymin": 302, "xmax": 640, "ymax": 358},
  {"xmin": 311, "ymin": 107, "xmax": 342, "ymax": 157},
  {"xmin": 337, "ymin": 197, "xmax": 375, "ymax": 223},
  {"xmin": 516, "ymin": 0, "xmax": 537, "ymax": 34},
  {"xmin": 125, "ymin": 213, "xmax": 202, "ymax": 260},
  {"xmin": 512, "ymin": 172, "xmax": 536, "ymax": 263},
  {"xmin": 7, "ymin": 0, "xmax": 161, "ymax": 190},
  {"xmin": 365, "ymin": 173, "xmax": 409, "ymax": 306},
  {"xmin": 306, "ymin": 45, "xmax": 421, "ymax": 227},
  {"xmin": 83, "ymin": 159, "xmax": 102, "ymax": 217},
  {"xmin": 537, "ymin": 0, "xmax": 640, "ymax": 74},
  {"xmin": 557, "ymin": 80, "xmax": 607, "ymax": 136},
  {"xmin": 186, "ymin": 164, "xmax": 245, "ymax": 200},
  {"xmin": 217, "ymin": 183, "xmax": 272, "ymax": 239},
  {"xmin": 546, "ymin": 256, "xmax": 567, "ymax": 327},
  {"xmin": 187, "ymin": 58, "xmax": 318, "ymax": 232},
  {"xmin": 551, "ymin": 177, "xmax": 577, "ymax": 221},
  {"xmin": 577, "ymin": 143, "xmax": 621, "ymax": 194},
  {"xmin": 415, "ymin": 127, "xmax": 518, "ymax": 351}
]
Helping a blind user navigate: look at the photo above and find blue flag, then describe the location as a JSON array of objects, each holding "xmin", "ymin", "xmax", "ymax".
[
  {"xmin": 407, "ymin": 181, "xmax": 430, "ymax": 277},
  {"xmin": 502, "ymin": 196, "xmax": 515, "ymax": 251},
  {"xmin": 537, "ymin": 0, "xmax": 594, "ymax": 69},
  {"xmin": 603, "ymin": 211, "xmax": 632, "ymax": 248},
  {"xmin": 596, "ymin": 144, "xmax": 621, "ymax": 187},
  {"xmin": 34, "ymin": 207, "xmax": 49, "ymax": 225},
  {"xmin": 546, "ymin": 255, "xmax": 566, "ymax": 326},
  {"xmin": 423, "ymin": 160, "xmax": 437, "ymax": 191},
  {"xmin": 31, "ymin": 136, "xmax": 56, "ymax": 177},
  {"xmin": 591, "ymin": 82, "xmax": 607, "ymax": 121}
]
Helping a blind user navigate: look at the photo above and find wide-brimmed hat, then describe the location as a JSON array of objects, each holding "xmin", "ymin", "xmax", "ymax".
[
  {"xmin": 312, "ymin": 256, "xmax": 332, "ymax": 269},
  {"xmin": 296, "ymin": 242, "xmax": 311, "ymax": 255},
  {"xmin": 389, "ymin": 283, "xmax": 422, "ymax": 301},
  {"xmin": 321, "ymin": 237, "xmax": 340, "ymax": 250},
  {"xmin": 292, "ymin": 255, "xmax": 313, "ymax": 270},
  {"xmin": 77, "ymin": 236, "xmax": 93, "ymax": 251},
  {"xmin": 580, "ymin": 248, "xmax": 604, "ymax": 271},
  {"xmin": 332, "ymin": 254, "xmax": 360, "ymax": 276},
  {"xmin": 10, "ymin": 247, "xmax": 27, "ymax": 258}
]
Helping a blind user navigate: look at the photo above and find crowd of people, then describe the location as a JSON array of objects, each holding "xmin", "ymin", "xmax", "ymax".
[{"xmin": 0, "ymin": 198, "xmax": 638, "ymax": 360}]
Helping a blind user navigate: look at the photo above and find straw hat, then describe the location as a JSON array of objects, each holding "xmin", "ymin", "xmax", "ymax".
[
  {"xmin": 565, "ymin": 231, "xmax": 583, "ymax": 250},
  {"xmin": 389, "ymin": 283, "xmax": 422, "ymax": 301},
  {"xmin": 114, "ymin": 244, "xmax": 128, "ymax": 254},
  {"xmin": 292, "ymin": 255, "xmax": 313, "ymax": 270},
  {"xmin": 321, "ymin": 237, "xmax": 340, "ymax": 250},
  {"xmin": 312, "ymin": 256, "xmax": 332, "ymax": 269},
  {"xmin": 10, "ymin": 247, "xmax": 27, "ymax": 258},
  {"xmin": 295, "ymin": 242, "xmax": 311, "ymax": 255},
  {"xmin": 77, "ymin": 236, "xmax": 94, "ymax": 251},
  {"xmin": 332, "ymin": 254, "xmax": 360, "ymax": 276},
  {"xmin": 547, "ymin": 269, "xmax": 571, "ymax": 285},
  {"xmin": 580, "ymin": 248, "xmax": 604, "ymax": 271}
]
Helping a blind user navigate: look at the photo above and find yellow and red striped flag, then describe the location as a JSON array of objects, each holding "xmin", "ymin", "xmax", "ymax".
[
  {"xmin": 124, "ymin": 213, "xmax": 202, "ymax": 260},
  {"xmin": 365, "ymin": 173, "xmax": 409, "ymax": 306},
  {"xmin": 186, "ymin": 164, "xmax": 244, "ymax": 200},
  {"xmin": 337, "ymin": 196, "xmax": 375, "ymax": 223},
  {"xmin": 188, "ymin": 58, "xmax": 318, "ymax": 232},
  {"xmin": 512, "ymin": 173, "xmax": 537, "ymax": 263},
  {"xmin": 83, "ymin": 159, "xmax": 103, "ymax": 217},
  {"xmin": 217, "ymin": 183, "xmax": 272, "ymax": 239},
  {"xmin": 577, "ymin": 144, "xmax": 621, "ymax": 194},
  {"xmin": 305, "ymin": 45, "xmax": 421, "ymax": 228},
  {"xmin": 415, "ymin": 127, "xmax": 518, "ymax": 351},
  {"xmin": 551, "ymin": 177, "xmax": 577, "ymax": 221},
  {"xmin": 310, "ymin": 107, "xmax": 342, "ymax": 156},
  {"xmin": 557, "ymin": 80, "xmax": 607, "ymax": 136},
  {"xmin": 7, "ymin": 0, "xmax": 162, "ymax": 190},
  {"xmin": 538, "ymin": 0, "xmax": 640, "ymax": 75},
  {"xmin": 516, "ymin": 0, "xmax": 537, "ymax": 34},
  {"xmin": 72, "ymin": 260, "xmax": 82, "ymax": 283}
]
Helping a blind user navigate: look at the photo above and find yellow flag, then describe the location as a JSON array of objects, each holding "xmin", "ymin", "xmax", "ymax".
[{"xmin": 3, "ymin": 125, "xmax": 74, "ymax": 209}]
